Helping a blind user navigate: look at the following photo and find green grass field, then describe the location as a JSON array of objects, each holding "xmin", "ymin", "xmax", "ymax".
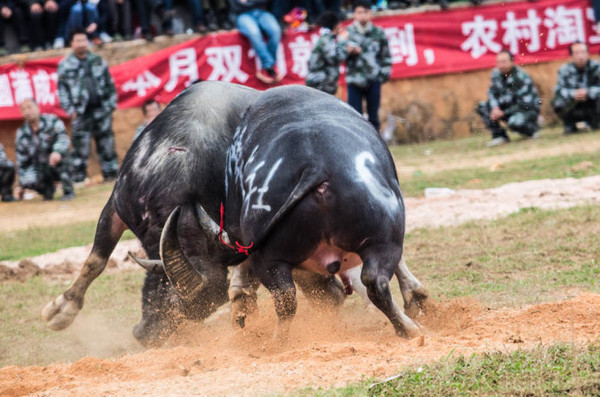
[
  {"xmin": 290, "ymin": 343, "xmax": 600, "ymax": 396},
  {"xmin": 1, "ymin": 128, "xmax": 599, "ymax": 395}
]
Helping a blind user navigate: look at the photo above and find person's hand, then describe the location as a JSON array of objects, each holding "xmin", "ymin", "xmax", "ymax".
[
  {"xmin": 1, "ymin": 6, "xmax": 12, "ymax": 18},
  {"xmin": 49, "ymin": 152, "xmax": 62, "ymax": 166},
  {"xmin": 574, "ymin": 88, "xmax": 587, "ymax": 101},
  {"xmin": 490, "ymin": 106, "xmax": 504, "ymax": 121},
  {"xmin": 30, "ymin": 3, "xmax": 42, "ymax": 13},
  {"xmin": 347, "ymin": 44, "xmax": 361, "ymax": 55},
  {"xmin": 44, "ymin": 0, "xmax": 58, "ymax": 12},
  {"xmin": 86, "ymin": 22, "xmax": 97, "ymax": 34}
]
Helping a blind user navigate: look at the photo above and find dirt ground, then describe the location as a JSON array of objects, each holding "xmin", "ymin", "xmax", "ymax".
[
  {"xmin": 1, "ymin": 293, "xmax": 598, "ymax": 396},
  {"xmin": 1, "ymin": 174, "xmax": 599, "ymax": 396}
]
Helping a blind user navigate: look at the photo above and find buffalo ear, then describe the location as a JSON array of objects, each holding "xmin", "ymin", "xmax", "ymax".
[{"xmin": 160, "ymin": 207, "xmax": 206, "ymax": 301}]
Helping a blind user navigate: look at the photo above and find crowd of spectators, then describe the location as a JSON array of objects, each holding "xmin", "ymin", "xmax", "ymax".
[{"xmin": 0, "ymin": 0, "xmax": 480, "ymax": 56}]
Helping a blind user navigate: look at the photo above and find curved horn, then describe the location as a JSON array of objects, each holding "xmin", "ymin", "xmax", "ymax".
[
  {"xmin": 127, "ymin": 252, "xmax": 164, "ymax": 274},
  {"xmin": 194, "ymin": 203, "xmax": 232, "ymax": 244},
  {"xmin": 160, "ymin": 207, "xmax": 206, "ymax": 300}
]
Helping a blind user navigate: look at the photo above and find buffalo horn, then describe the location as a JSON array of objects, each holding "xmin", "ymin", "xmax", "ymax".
[
  {"xmin": 127, "ymin": 252, "xmax": 164, "ymax": 274},
  {"xmin": 194, "ymin": 203, "xmax": 232, "ymax": 244},
  {"xmin": 160, "ymin": 207, "xmax": 206, "ymax": 300}
]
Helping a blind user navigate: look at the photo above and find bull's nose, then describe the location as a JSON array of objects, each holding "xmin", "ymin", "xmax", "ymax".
[{"xmin": 326, "ymin": 261, "xmax": 341, "ymax": 274}]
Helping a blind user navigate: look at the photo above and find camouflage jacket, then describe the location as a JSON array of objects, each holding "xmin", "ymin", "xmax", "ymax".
[
  {"xmin": 552, "ymin": 60, "xmax": 600, "ymax": 106},
  {"xmin": 487, "ymin": 66, "xmax": 540, "ymax": 114},
  {"xmin": 58, "ymin": 51, "xmax": 117, "ymax": 116},
  {"xmin": 0, "ymin": 143, "xmax": 12, "ymax": 168},
  {"xmin": 16, "ymin": 114, "xmax": 71, "ymax": 174},
  {"xmin": 345, "ymin": 21, "xmax": 391, "ymax": 88},
  {"xmin": 306, "ymin": 29, "xmax": 347, "ymax": 94}
]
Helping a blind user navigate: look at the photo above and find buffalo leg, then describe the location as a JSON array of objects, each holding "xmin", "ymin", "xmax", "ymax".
[
  {"xmin": 360, "ymin": 246, "xmax": 421, "ymax": 338},
  {"xmin": 253, "ymin": 260, "xmax": 297, "ymax": 340},
  {"xmin": 229, "ymin": 260, "xmax": 260, "ymax": 329},
  {"xmin": 395, "ymin": 257, "xmax": 429, "ymax": 318},
  {"xmin": 292, "ymin": 268, "xmax": 346, "ymax": 309},
  {"xmin": 42, "ymin": 196, "xmax": 127, "ymax": 330}
]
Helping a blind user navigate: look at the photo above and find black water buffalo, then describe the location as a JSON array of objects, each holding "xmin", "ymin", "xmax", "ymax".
[
  {"xmin": 41, "ymin": 81, "xmax": 260, "ymax": 346},
  {"xmin": 42, "ymin": 82, "xmax": 427, "ymax": 346},
  {"xmin": 160, "ymin": 85, "xmax": 426, "ymax": 339}
]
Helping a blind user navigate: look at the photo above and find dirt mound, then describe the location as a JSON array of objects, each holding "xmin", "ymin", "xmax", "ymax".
[{"xmin": 2, "ymin": 293, "xmax": 599, "ymax": 397}]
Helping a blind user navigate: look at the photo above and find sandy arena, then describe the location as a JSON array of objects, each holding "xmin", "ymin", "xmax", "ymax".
[{"xmin": 1, "ymin": 176, "xmax": 599, "ymax": 396}]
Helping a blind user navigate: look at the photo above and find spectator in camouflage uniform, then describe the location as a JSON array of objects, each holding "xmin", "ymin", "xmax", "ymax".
[
  {"xmin": 133, "ymin": 99, "xmax": 162, "ymax": 141},
  {"xmin": 305, "ymin": 11, "xmax": 347, "ymax": 95},
  {"xmin": 15, "ymin": 98, "xmax": 74, "ymax": 201},
  {"xmin": 344, "ymin": 1, "xmax": 391, "ymax": 132},
  {"xmin": 551, "ymin": 42, "xmax": 600, "ymax": 135},
  {"xmin": 58, "ymin": 27, "xmax": 118, "ymax": 183},
  {"xmin": 0, "ymin": 143, "xmax": 16, "ymax": 202},
  {"xmin": 476, "ymin": 50, "xmax": 540, "ymax": 147}
]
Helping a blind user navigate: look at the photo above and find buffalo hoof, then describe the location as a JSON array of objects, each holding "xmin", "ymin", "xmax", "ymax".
[
  {"xmin": 396, "ymin": 319, "xmax": 422, "ymax": 339},
  {"xmin": 230, "ymin": 293, "xmax": 258, "ymax": 329},
  {"xmin": 41, "ymin": 294, "xmax": 81, "ymax": 330},
  {"xmin": 404, "ymin": 285, "xmax": 429, "ymax": 319}
]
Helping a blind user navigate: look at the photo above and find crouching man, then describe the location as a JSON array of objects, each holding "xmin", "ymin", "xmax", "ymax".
[
  {"xmin": 552, "ymin": 42, "xmax": 600, "ymax": 135},
  {"xmin": 16, "ymin": 98, "xmax": 75, "ymax": 201},
  {"xmin": 476, "ymin": 50, "xmax": 540, "ymax": 147}
]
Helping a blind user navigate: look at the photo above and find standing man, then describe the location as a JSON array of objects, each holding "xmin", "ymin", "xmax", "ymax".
[
  {"xmin": 16, "ymin": 98, "xmax": 74, "ymax": 201},
  {"xmin": 345, "ymin": 1, "xmax": 391, "ymax": 132},
  {"xmin": 552, "ymin": 42, "xmax": 600, "ymax": 135},
  {"xmin": 58, "ymin": 26, "xmax": 118, "ymax": 183},
  {"xmin": 0, "ymin": 143, "xmax": 16, "ymax": 202},
  {"xmin": 476, "ymin": 49, "xmax": 540, "ymax": 147}
]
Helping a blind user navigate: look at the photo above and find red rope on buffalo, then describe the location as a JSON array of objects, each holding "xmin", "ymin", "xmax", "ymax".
[{"xmin": 218, "ymin": 203, "xmax": 253, "ymax": 256}]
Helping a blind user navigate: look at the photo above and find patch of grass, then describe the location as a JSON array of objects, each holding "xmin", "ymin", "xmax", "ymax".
[
  {"xmin": 292, "ymin": 342, "xmax": 600, "ymax": 396},
  {"xmin": 0, "ymin": 223, "xmax": 136, "ymax": 261},
  {"xmin": 405, "ymin": 205, "xmax": 600, "ymax": 307},
  {"xmin": 398, "ymin": 151, "xmax": 600, "ymax": 197},
  {"xmin": 0, "ymin": 271, "xmax": 145, "ymax": 366},
  {"xmin": 389, "ymin": 126, "xmax": 592, "ymax": 165}
]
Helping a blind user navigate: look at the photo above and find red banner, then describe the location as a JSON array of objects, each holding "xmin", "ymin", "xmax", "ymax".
[{"xmin": 0, "ymin": 0, "xmax": 598, "ymax": 120}]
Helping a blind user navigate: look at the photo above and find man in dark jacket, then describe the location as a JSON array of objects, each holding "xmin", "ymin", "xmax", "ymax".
[
  {"xmin": 229, "ymin": 0, "xmax": 282, "ymax": 84},
  {"xmin": 0, "ymin": 0, "xmax": 28, "ymax": 54},
  {"xmin": 25, "ymin": 0, "xmax": 59, "ymax": 50}
]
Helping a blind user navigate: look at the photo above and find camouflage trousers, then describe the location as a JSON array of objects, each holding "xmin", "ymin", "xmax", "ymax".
[
  {"xmin": 19, "ymin": 159, "xmax": 74, "ymax": 199},
  {"xmin": 0, "ymin": 161, "xmax": 15, "ymax": 199},
  {"xmin": 552, "ymin": 97, "xmax": 600, "ymax": 130},
  {"xmin": 477, "ymin": 101, "xmax": 539, "ymax": 140},
  {"xmin": 71, "ymin": 109, "xmax": 118, "ymax": 183}
]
